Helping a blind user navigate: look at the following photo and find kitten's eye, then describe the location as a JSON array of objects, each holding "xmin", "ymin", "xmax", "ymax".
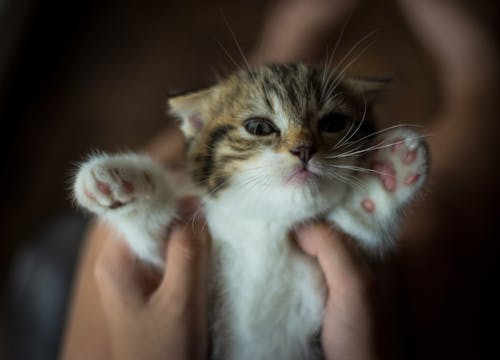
[
  {"xmin": 318, "ymin": 113, "xmax": 349, "ymax": 133},
  {"xmin": 244, "ymin": 117, "xmax": 278, "ymax": 136}
]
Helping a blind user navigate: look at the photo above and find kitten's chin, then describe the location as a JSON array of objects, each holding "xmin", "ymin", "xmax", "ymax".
[
  {"xmin": 286, "ymin": 170, "xmax": 318, "ymax": 186},
  {"xmin": 286, "ymin": 165, "xmax": 320, "ymax": 186}
]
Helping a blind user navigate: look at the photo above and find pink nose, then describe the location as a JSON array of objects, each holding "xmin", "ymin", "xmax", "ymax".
[{"xmin": 290, "ymin": 146, "xmax": 317, "ymax": 163}]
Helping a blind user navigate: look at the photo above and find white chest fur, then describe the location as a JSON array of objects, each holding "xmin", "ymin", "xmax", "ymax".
[{"xmin": 205, "ymin": 198, "xmax": 327, "ymax": 360}]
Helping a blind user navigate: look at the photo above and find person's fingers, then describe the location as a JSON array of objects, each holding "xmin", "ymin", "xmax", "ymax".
[
  {"xmin": 154, "ymin": 197, "xmax": 210, "ymax": 308},
  {"xmin": 295, "ymin": 223, "xmax": 378, "ymax": 360},
  {"xmin": 94, "ymin": 235, "xmax": 145, "ymax": 311},
  {"xmin": 294, "ymin": 222, "xmax": 370, "ymax": 294}
]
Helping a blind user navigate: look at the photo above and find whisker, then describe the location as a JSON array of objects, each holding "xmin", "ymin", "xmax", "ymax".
[
  {"xmin": 338, "ymin": 96, "xmax": 368, "ymax": 148},
  {"xmin": 324, "ymin": 38, "xmax": 377, "ymax": 100},
  {"xmin": 331, "ymin": 164, "xmax": 394, "ymax": 177},
  {"xmin": 329, "ymin": 134, "xmax": 431, "ymax": 159},
  {"xmin": 213, "ymin": 37, "xmax": 242, "ymax": 71},
  {"xmin": 313, "ymin": 162, "xmax": 366, "ymax": 190},
  {"xmin": 327, "ymin": 170, "xmax": 365, "ymax": 190},
  {"xmin": 331, "ymin": 28, "xmax": 378, "ymax": 74},
  {"xmin": 320, "ymin": 15, "xmax": 352, "ymax": 102},
  {"xmin": 220, "ymin": 10, "xmax": 252, "ymax": 73},
  {"xmin": 331, "ymin": 110, "xmax": 358, "ymax": 151},
  {"xmin": 342, "ymin": 124, "xmax": 425, "ymax": 147},
  {"xmin": 322, "ymin": 29, "xmax": 378, "ymax": 99},
  {"xmin": 332, "ymin": 96, "xmax": 368, "ymax": 150}
]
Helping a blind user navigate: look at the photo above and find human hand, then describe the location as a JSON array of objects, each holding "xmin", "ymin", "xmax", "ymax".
[
  {"xmin": 294, "ymin": 222, "xmax": 378, "ymax": 360},
  {"xmin": 94, "ymin": 198, "xmax": 210, "ymax": 360}
]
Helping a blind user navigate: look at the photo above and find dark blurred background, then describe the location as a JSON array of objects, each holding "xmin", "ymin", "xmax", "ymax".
[{"xmin": 0, "ymin": 0, "xmax": 498, "ymax": 359}]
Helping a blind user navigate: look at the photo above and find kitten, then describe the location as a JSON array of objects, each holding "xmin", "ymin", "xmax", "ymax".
[{"xmin": 73, "ymin": 64, "xmax": 429, "ymax": 359}]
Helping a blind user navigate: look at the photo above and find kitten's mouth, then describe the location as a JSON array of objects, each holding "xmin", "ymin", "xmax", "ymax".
[{"xmin": 286, "ymin": 165, "xmax": 319, "ymax": 185}]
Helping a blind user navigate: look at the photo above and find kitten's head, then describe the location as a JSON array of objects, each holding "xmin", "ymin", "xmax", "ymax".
[{"xmin": 169, "ymin": 64, "xmax": 388, "ymax": 216}]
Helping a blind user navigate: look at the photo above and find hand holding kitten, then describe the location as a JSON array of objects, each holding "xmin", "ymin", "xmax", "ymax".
[
  {"xmin": 295, "ymin": 223, "xmax": 378, "ymax": 360},
  {"xmin": 94, "ymin": 198, "xmax": 210, "ymax": 360}
]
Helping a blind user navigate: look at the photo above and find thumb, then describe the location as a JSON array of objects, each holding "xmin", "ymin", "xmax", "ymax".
[
  {"xmin": 95, "ymin": 234, "xmax": 145, "ymax": 311},
  {"xmin": 294, "ymin": 222, "xmax": 370, "ymax": 294},
  {"xmin": 155, "ymin": 198, "xmax": 210, "ymax": 306}
]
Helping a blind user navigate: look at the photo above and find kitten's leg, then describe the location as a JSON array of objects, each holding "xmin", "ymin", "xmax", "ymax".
[
  {"xmin": 328, "ymin": 129, "xmax": 429, "ymax": 252},
  {"xmin": 73, "ymin": 153, "xmax": 177, "ymax": 268}
]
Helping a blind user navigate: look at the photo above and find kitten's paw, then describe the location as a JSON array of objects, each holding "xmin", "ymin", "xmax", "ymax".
[
  {"xmin": 361, "ymin": 129, "xmax": 429, "ymax": 213},
  {"xmin": 329, "ymin": 129, "xmax": 429, "ymax": 252},
  {"xmin": 73, "ymin": 153, "xmax": 168, "ymax": 214},
  {"xmin": 328, "ymin": 129, "xmax": 429, "ymax": 254}
]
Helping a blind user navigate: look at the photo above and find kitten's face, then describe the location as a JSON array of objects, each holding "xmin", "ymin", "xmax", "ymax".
[{"xmin": 169, "ymin": 64, "xmax": 385, "ymax": 211}]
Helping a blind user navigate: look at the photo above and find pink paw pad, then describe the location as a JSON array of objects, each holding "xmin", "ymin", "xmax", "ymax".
[
  {"xmin": 87, "ymin": 168, "xmax": 146, "ymax": 209},
  {"xmin": 109, "ymin": 169, "xmax": 135, "ymax": 194},
  {"xmin": 96, "ymin": 180, "xmax": 111, "ymax": 195},
  {"xmin": 374, "ymin": 163, "xmax": 397, "ymax": 192},
  {"xmin": 121, "ymin": 179, "xmax": 135, "ymax": 194},
  {"xmin": 404, "ymin": 174, "xmax": 420, "ymax": 186},
  {"xmin": 390, "ymin": 139, "xmax": 404, "ymax": 153},
  {"xmin": 76, "ymin": 155, "xmax": 162, "ymax": 212},
  {"xmin": 361, "ymin": 198, "xmax": 375, "ymax": 213},
  {"xmin": 403, "ymin": 150, "xmax": 417, "ymax": 164},
  {"xmin": 365, "ymin": 129, "xmax": 428, "ymax": 206}
]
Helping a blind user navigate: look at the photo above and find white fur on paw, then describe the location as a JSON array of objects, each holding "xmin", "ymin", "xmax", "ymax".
[
  {"xmin": 328, "ymin": 129, "xmax": 429, "ymax": 252},
  {"xmin": 73, "ymin": 153, "xmax": 166, "ymax": 214},
  {"xmin": 366, "ymin": 128, "xmax": 429, "ymax": 209}
]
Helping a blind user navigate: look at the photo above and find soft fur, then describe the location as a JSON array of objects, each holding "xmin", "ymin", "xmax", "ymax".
[{"xmin": 73, "ymin": 64, "xmax": 429, "ymax": 359}]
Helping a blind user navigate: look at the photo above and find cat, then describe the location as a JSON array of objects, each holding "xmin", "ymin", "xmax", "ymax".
[{"xmin": 73, "ymin": 63, "xmax": 429, "ymax": 359}]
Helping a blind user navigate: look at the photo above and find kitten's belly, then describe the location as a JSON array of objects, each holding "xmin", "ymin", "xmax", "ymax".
[{"xmin": 210, "ymin": 225, "xmax": 327, "ymax": 360}]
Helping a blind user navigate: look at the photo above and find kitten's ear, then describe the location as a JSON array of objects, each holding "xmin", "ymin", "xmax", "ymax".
[
  {"xmin": 345, "ymin": 76, "xmax": 392, "ymax": 103},
  {"xmin": 168, "ymin": 88, "xmax": 212, "ymax": 138}
]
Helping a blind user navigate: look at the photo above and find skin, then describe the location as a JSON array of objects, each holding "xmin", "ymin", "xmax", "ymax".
[
  {"xmin": 294, "ymin": 223, "xmax": 378, "ymax": 360},
  {"xmin": 61, "ymin": 128, "xmax": 190, "ymax": 360},
  {"xmin": 94, "ymin": 197, "xmax": 210, "ymax": 360},
  {"xmin": 253, "ymin": 0, "xmax": 360, "ymax": 64}
]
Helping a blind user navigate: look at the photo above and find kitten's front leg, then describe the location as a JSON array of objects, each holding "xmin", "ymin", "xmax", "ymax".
[
  {"xmin": 73, "ymin": 153, "xmax": 178, "ymax": 268},
  {"xmin": 328, "ymin": 129, "xmax": 429, "ymax": 253}
]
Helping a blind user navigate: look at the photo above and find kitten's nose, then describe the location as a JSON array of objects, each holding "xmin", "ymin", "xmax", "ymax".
[{"xmin": 290, "ymin": 146, "xmax": 317, "ymax": 163}]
